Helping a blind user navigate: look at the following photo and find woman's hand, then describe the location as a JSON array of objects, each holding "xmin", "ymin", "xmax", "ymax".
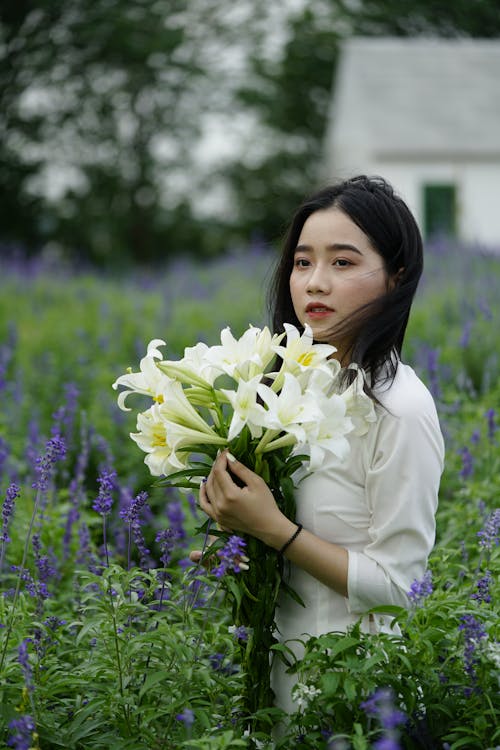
[{"xmin": 198, "ymin": 451, "xmax": 290, "ymax": 545}]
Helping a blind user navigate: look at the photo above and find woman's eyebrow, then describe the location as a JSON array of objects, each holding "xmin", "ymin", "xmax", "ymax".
[{"xmin": 294, "ymin": 243, "xmax": 363, "ymax": 255}]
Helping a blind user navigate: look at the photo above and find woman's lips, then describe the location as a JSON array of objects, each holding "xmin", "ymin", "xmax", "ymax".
[{"xmin": 305, "ymin": 303, "xmax": 334, "ymax": 319}]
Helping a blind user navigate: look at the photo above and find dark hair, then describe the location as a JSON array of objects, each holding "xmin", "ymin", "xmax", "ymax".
[{"xmin": 268, "ymin": 175, "xmax": 423, "ymax": 389}]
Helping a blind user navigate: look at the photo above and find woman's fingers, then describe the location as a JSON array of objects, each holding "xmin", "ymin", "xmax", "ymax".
[{"xmin": 199, "ymin": 478, "xmax": 216, "ymax": 519}]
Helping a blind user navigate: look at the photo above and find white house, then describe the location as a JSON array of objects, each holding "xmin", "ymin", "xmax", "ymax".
[{"xmin": 323, "ymin": 37, "xmax": 500, "ymax": 249}]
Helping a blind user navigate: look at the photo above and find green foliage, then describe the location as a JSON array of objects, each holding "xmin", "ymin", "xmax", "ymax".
[{"xmin": 0, "ymin": 243, "xmax": 499, "ymax": 747}]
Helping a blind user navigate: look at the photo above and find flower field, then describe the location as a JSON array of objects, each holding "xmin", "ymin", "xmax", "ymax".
[{"xmin": 0, "ymin": 242, "xmax": 499, "ymax": 749}]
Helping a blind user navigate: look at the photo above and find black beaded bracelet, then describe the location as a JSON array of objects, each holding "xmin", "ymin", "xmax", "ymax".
[{"xmin": 279, "ymin": 523, "xmax": 303, "ymax": 556}]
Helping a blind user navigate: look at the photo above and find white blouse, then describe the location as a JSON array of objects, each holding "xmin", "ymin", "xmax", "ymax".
[{"xmin": 272, "ymin": 361, "xmax": 445, "ymax": 714}]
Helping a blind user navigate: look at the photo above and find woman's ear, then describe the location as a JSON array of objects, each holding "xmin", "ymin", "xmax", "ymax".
[{"xmin": 388, "ymin": 267, "xmax": 405, "ymax": 291}]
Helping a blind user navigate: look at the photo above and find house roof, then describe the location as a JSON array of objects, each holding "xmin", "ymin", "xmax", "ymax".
[{"xmin": 327, "ymin": 37, "xmax": 500, "ymax": 159}]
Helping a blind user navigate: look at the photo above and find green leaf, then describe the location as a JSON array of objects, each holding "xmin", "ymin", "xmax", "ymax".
[
  {"xmin": 321, "ymin": 671, "xmax": 340, "ymax": 696},
  {"xmin": 139, "ymin": 669, "xmax": 173, "ymax": 698}
]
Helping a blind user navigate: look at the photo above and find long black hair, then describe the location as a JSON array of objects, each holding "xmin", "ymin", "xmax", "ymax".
[{"xmin": 268, "ymin": 175, "xmax": 423, "ymax": 389}]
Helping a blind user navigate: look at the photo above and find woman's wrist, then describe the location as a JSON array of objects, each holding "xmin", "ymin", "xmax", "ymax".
[{"xmin": 258, "ymin": 515, "xmax": 298, "ymax": 551}]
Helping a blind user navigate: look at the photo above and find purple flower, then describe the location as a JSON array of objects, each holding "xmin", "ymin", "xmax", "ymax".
[
  {"xmin": 7, "ymin": 715, "xmax": 36, "ymax": 750},
  {"xmin": 212, "ymin": 535, "xmax": 247, "ymax": 579},
  {"xmin": 471, "ymin": 570, "xmax": 492, "ymax": 604},
  {"xmin": 32, "ymin": 435, "xmax": 67, "ymax": 492},
  {"xmin": 0, "ymin": 436, "xmax": 10, "ymax": 481},
  {"xmin": 373, "ymin": 739, "xmax": 401, "ymax": 750},
  {"xmin": 470, "ymin": 429, "xmax": 481, "ymax": 446},
  {"xmin": 166, "ymin": 500, "xmax": 187, "ymax": 545},
  {"xmin": 92, "ymin": 469, "xmax": 116, "ymax": 516},
  {"xmin": 156, "ymin": 528, "xmax": 180, "ymax": 567},
  {"xmin": 18, "ymin": 639, "xmax": 34, "ymax": 692},
  {"xmin": 175, "ymin": 708, "xmax": 195, "ymax": 727},
  {"xmin": 120, "ymin": 490, "xmax": 151, "ymax": 568},
  {"xmin": 477, "ymin": 509, "xmax": 500, "ymax": 550},
  {"xmin": 458, "ymin": 446, "xmax": 474, "ymax": 479},
  {"xmin": 32, "ymin": 533, "xmax": 59, "ymax": 584},
  {"xmin": 209, "ymin": 652, "xmax": 236, "ymax": 674},
  {"xmin": 360, "ymin": 687, "xmax": 406, "ymax": 730},
  {"xmin": 51, "ymin": 383, "xmax": 79, "ymax": 441},
  {"xmin": 119, "ymin": 490, "xmax": 149, "ymax": 524},
  {"xmin": 229, "ymin": 625, "xmax": 250, "ymax": 642},
  {"xmin": 458, "ymin": 614, "xmax": 487, "ymax": 681},
  {"xmin": 425, "ymin": 347, "xmax": 441, "ymax": 399},
  {"xmin": 11, "ymin": 566, "xmax": 50, "ymax": 601},
  {"xmin": 187, "ymin": 493, "xmax": 199, "ymax": 518},
  {"xmin": 485, "ymin": 409, "xmax": 497, "ymax": 442},
  {"xmin": 459, "ymin": 320, "xmax": 472, "ymax": 348},
  {"xmin": 1, "ymin": 483, "xmax": 20, "ymax": 544},
  {"xmin": 407, "ymin": 569, "xmax": 433, "ymax": 606}
]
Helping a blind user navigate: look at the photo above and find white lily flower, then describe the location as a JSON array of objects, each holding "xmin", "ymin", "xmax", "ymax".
[
  {"xmin": 130, "ymin": 405, "xmax": 188, "ymax": 477},
  {"xmin": 257, "ymin": 372, "xmax": 323, "ymax": 442},
  {"xmin": 272, "ymin": 324, "xmax": 337, "ymax": 383},
  {"xmin": 160, "ymin": 380, "xmax": 220, "ymax": 436},
  {"xmin": 340, "ymin": 366, "xmax": 377, "ymax": 435},
  {"xmin": 112, "ymin": 339, "xmax": 173, "ymax": 411},
  {"xmin": 221, "ymin": 375, "xmax": 266, "ymax": 441},
  {"xmin": 165, "ymin": 420, "xmax": 227, "ymax": 451},
  {"xmin": 299, "ymin": 391, "xmax": 353, "ymax": 470},
  {"xmin": 158, "ymin": 341, "xmax": 218, "ymax": 388},
  {"xmin": 204, "ymin": 325, "xmax": 283, "ymax": 381}
]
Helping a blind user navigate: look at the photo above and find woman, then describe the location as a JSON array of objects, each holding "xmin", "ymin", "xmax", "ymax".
[{"xmin": 192, "ymin": 175, "xmax": 445, "ymax": 713}]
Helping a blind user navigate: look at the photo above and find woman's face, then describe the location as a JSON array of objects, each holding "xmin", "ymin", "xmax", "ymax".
[{"xmin": 289, "ymin": 207, "xmax": 392, "ymax": 352}]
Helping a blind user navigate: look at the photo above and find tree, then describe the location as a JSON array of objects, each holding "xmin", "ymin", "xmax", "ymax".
[
  {"xmin": 223, "ymin": 0, "xmax": 500, "ymax": 245},
  {"xmin": 0, "ymin": 0, "xmax": 245, "ymax": 264}
]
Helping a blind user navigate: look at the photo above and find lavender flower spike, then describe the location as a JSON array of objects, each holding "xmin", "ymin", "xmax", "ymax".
[
  {"xmin": 92, "ymin": 469, "xmax": 117, "ymax": 516},
  {"xmin": 212, "ymin": 535, "xmax": 248, "ymax": 579},
  {"xmin": 18, "ymin": 638, "xmax": 34, "ymax": 692},
  {"xmin": 7, "ymin": 714, "xmax": 37, "ymax": 750},
  {"xmin": 459, "ymin": 614, "xmax": 487, "ymax": 682},
  {"xmin": 175, "ymin": 708, "xmax": 195, "ymax": 727},
  {"xmin": 407, "ymin": 569, "xmax": 433, "ymax": 606},
  {"xmin": 477, "ymin": 509, "xmax": 500, "ymax": 550},
  {"xmin": 1, "ymin": 483, "xmax": 20, "ymax": 544},
  {"xmin": 32, "ymin": 435, "xmax": 67, "ymax": 492}
]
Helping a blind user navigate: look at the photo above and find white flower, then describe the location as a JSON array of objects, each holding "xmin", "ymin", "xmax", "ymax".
[
  {"xmin": 272, "ymin": 324, "xmax": 337, "ymax": 382},
  {"xmin": 484, "ymin": 641, "xmax": 500, "ymax": 669},
  {"xmin": 165, "ymin": 420, "xmax": 227, "ymax": 452},
  {"xmin": 221, "ymin": 375, "xmax": 266, "ymax": 441},
  {"xmin": 203, "ymin": 325, "xmax": 283, "ymax": 381},
  {"xmin": 339, "ymin": 366, "xmax": 377, "ymax": 436},
  {"xmin": 158, "ymin": 341, "xmax": 218, "ymax": 388},
  {"xmin": 160, "ymin": 380, "xmax": 223, "ymax": 437},
  {"xmin": 299, "ymin": 390, "xmax": 353, "ymax": 470},
  {"xmin": 257, "ymin": 372, "xmax": 323, "ymax": 443},
  {"xmin": 292, "ymin": 682, "xmax": 322, "ymax": 709},
  {"xmin": 112, "ymin": 339, "xmax": 172, "ymax": 411},
  {"xmin": 130, "ymin": 405, "xmax": 188, "ymax": 477}
]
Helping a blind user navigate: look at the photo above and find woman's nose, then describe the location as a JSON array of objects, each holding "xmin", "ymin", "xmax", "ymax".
[{"xmin": 306, "ymin": 265, "xmax": 330, "ymax": 294}]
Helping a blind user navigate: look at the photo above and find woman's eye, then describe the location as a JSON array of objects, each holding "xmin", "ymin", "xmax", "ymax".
[
  {"xmin": 333, "ymin": 258, "xmax": 352, "ymax": 268},
  {"xmin": 294, "ymin": 258, "xmax": 310, "ymax": 268}
]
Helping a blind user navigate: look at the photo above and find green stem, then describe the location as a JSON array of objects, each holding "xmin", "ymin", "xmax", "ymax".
[
  {"xmin": 106, "ymin": 575, "xmax": 133, "ymax": 735},
  {"xmin": 0, "ymin": 487, "xmax": 42, "ymax": 673},
  {"xmin": 254, "ymin": 428, "xmax": 280, "ymax": 454}
]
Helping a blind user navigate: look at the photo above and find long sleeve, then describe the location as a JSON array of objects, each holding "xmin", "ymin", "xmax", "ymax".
[{"xmin": 347, "ymin": 380, "xmax": 444, "ymax": 613}]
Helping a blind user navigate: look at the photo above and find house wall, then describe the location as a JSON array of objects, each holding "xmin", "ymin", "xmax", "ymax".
[{"xmin": 360, "ymin": 159, "xmax": 500, "ymax": 250}]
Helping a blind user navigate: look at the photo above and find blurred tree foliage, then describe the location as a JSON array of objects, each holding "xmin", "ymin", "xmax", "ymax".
[
  {"xmin": 227, "ymin": 0, "xmax": 500, "ymax": 243},
  {"xmin": 0, "ymin": 0, "xmax": 241, "ymax": 265},
  {"xmin": 1, "ymin": 1, "xmax": 499, "ymax": 265}
]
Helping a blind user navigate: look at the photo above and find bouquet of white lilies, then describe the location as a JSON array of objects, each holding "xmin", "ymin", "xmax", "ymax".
[
  {"xmin": 113, "ymin": 323, "xmax": 375, "ymax": 481},
  {"xmin": 113, "ymin": 323, "xmax": 376, "ymax": 722}
]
